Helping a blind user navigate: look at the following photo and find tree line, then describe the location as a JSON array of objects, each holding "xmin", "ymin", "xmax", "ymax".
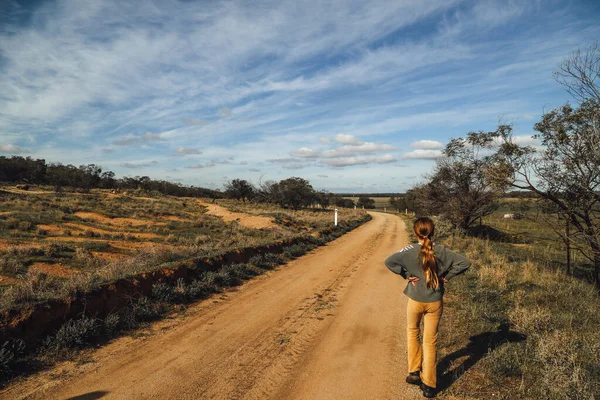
[
  {"xmin": 0, "ymin": 157, "xmax": 220, "ymax": 198},
  {"xmin": 224, "ymin": 177, "xmax": 374, "ymax": 210},
  {"xmin": 0, "ymin": 155, "xmax": 369, "ymax": 211},
  {"xmin": 406, "ymin": 42, "xmax": 600, "ymax": 288}
]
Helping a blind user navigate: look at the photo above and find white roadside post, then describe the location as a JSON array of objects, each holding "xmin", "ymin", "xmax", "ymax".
[
  {"xmin": 384, "ymin": 207, "xmax": 386, "ymax": 212},
  {"xmin": 334, "ymin": 208, "xmax": 338, "ymax": 226}
]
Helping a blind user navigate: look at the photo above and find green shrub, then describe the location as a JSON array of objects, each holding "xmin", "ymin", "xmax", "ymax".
[
  {"xmin": 0, "ymin": 257, "xmax": 24, "ymax": 275},
  {"xmin": 103, "ymin": 313, "xmax": 120, "ymax": 334},
  {"xmin": 0, "ymin": 340, "xmax": 25, "ymax": 380},
  {"xmin": 306, "ymin": 235, "xmax": 324, "ymax": 246},
  {"xmin": 130, "ymin": 297, "xmax": 162, "ymax": 322},
  {"xmin": 283, "ymin": 244, "xmax": 306, "ymax": 259},
  {"xmin": 213, "ymin": 270, "xmax": 241, "ymax": 287},
  {"xmin": 17, "ymin": 221, "xmax": 33, "ymax": 231},
  {"xmin": 264, "ymin": 253, "xmax": 285, "ymax": 266},
  {"xmin": 249, "ymin": 254, "xmax": 283, "ymax": 269},
  {"xmin": 151, "ymin": 282, "xmax": 175, "ymax": 303},
  {"xmin": 43, "ymin": 316, "xmax": 100, "ymax": 353},
  {"xmin": 186, "ymin": 280, "xmax": 215, "ymax": 299}
]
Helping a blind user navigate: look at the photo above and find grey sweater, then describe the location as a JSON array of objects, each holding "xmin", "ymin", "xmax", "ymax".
[{"xmin": 384, "ymin": 243, "xmax": 471, "ymax": 303}]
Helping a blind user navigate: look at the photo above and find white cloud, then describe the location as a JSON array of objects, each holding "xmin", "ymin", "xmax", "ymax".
[
  {"xmin": 267, "ymin": 157, "xmax": 300, "ymax": 163},
  {"xmin": 320, "ymin": 143, "xmax": 396, "ymax": 158},
  {"xmin": 319, "ymin": 137, "xmax": 330, "ymax": 144},
  {"xmin": 176, "ymin": 147, "xmax": 202, "ymax": 155},
  {"xmin": 492, "ymin": 134, "xmax": 540, "ymax": 147},
  {"xmin": 290, "ymin": 147, "xmax": 320, "ymax": 158},
  {"xmin": 292, "ymin": 141, "xmax": 396, "ymax": 159},
  {"xmin": 410, "ymin": 140, "xmax": 444, "ymax": 149},
  {"xmin": 288, "ymin": 138, "xmax": 398, "ymax": 168},
  {"xmin": 186, "ymin": 163, "xmax": 216, "ymax": 169},
  {"xmin": 183, "ymin": 118, "xmax": 207, "ymax": 126},
  {"xmin": 323, "ymin": 154, "xmax": 396, "ymax": 167},
  {"xmin": 513, "ymin": 135, "xmax": 540, "ymax": 145},
  {"xmin": 282, "ymin": 164, "xmax": 306, "ymax": 170},
  {"xmin": 120, "ymin": 160, "xmax": 159, "ymax": 168},
  {"xmin": 402, "ymin": 149, "xmax": 443, "ymax": 159},
  {"xmin": 0, "ymin": 144, "xmax": 30, "ymax": 154},
  {"xmin": 113, "ymin": 132, "xmax": 165, "ymax": 146},
  {"xmin": 218, "ymin": 108, "xmax": 233, "ymax": 118},
  {"xmin": 334, "ymin": 134, "xmax": 364, "ymax": 145}
]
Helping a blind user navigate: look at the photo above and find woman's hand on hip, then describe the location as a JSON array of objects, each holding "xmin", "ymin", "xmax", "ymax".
[{"xmin": 408, "ymin": 276, "xmax": 420, "ymax": 287}]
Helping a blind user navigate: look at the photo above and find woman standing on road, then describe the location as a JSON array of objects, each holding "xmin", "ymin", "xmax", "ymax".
[{"xmin": 384, "ymin": 217, "xmax": 471, "ymax": 398}]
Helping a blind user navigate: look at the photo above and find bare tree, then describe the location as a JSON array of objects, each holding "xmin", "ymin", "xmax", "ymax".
[{"xmin": 554, "ymin": 41, "xmax": 600, "ymax": 103}]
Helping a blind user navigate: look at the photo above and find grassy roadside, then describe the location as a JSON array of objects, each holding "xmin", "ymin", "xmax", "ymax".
[{"xmin": 398, "ymin": 214, "xmax": 600, "ymax": 399}]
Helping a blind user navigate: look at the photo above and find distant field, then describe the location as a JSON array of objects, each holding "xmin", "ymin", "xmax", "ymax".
[
  {"xmin": 0, "ymin": 186, "xmax": 365, "ymax": 294},
  {"xmin": 344, "ymin": 197, "xmax": 396, "ymax": 210}
]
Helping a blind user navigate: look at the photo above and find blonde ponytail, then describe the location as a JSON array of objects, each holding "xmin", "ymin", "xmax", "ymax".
[{"xmin": 414, "ymin": 217, "xmax": 439, "ymax": 289}]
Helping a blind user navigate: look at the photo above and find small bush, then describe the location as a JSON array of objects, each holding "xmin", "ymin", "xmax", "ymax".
[
  {"xmin": 213, "ymin": 270, "xmax": 241, "ymax": 287},
  {"xmin": 0, "ymin": 257, "xmax": 24, "ymax": 275},
  {"xmin": 306, "ymin": 235, "xmax": 324, "ymax": 246},
  {"xmin": 283, "ymin": 244, "xmax": 307, "ymax": 259},
  {"xmin": 185, "ymin": 280, "xmax": 215, "ymax": 299},
  {"xmin": 264, "ymin": 253, "xmax": 285, "ymax": 266},
  {"xmin": 43, "ymin": 316, "xmax": 100, "ymax": 353},
  {"xmin": 17, "ymin": 221, "xmax": 32, "ymax": 231},
  {"xmin": 104, "ymin": 313, "xmax": 120, "ymax": 334},
  {"xmin": 151, "ymin": 282, "xmax": 175, "ymax": 303},
  {"xmin": 0, "ymin": 340, "xmax": 25, "ymax": 380},
  {"xmin": 8, "ymin": 245, "xmax": 44, "ymax": 257},
  {"xmin": 130, "ymin": 297, "xmax": 162, "ymax": 322},
  {"xmin": 6, "ymin": 217, "xmax": 19, "ymax": 229},
  {"xmin": 249, "ymin": 254, "xmax": 280, "ymax": 270}
]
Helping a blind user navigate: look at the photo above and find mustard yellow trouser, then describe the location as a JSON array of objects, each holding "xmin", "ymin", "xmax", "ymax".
[{"xmin": 407, "ymin": 297, "xmax": 443, "ymax": 388}]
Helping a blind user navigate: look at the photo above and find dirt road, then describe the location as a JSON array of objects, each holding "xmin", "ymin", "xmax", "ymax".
[{"xmin": 2, "ymin": 212, "xmax": 422, "ymax": 400}]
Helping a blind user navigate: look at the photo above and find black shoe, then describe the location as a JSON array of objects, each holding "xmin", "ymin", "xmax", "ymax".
[
  {"xmin": 405, "ymin": 371, "xmax": 421, "ymax": 385},
  {"xmin": 420, "ymin": 383, "xmax": 436, "ymax": 398}
]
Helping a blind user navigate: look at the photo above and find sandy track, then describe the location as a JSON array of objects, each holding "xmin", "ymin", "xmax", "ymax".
[
  {"xmin": 198, "ymin": 200, "xmax": 277, "ymax": 230},
  {"xmin": 1, "ymin": 212, "xmax": 421, "ymax": 400}
]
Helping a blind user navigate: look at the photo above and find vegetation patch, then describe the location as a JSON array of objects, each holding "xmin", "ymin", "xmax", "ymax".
[{"xmin": 0, "ymin": 207, "xmax": 370, "ymax": 386}]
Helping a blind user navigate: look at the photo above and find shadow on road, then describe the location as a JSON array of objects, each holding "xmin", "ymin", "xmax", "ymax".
[
  {"xmin": 437, "ymin": 323, "xmax": 526, "ymax": 391},
  {"xmin": 67, "ymin": 391, "xmax": 109, "ymax": 400}
]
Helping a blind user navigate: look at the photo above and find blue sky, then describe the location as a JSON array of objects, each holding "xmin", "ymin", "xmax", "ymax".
[{"xmin": 0, "ymin": 0, "xmax": 599, "ymax": 193}]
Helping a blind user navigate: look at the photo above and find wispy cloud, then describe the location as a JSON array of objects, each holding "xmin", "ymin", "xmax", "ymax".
[
  {"xmin": 323, "ymin": 154, "xmax": 396, "ymax": 167},
  {"xmin": 120, "ymin": 160, "xmax": 159, "ymax": 168},
  {"xmin": 0, "ymin": 144, "xmax": 30, "ymax": 154},
  {"xmin": 176, "ymin": 147, "xmax": 202, "ymax": 155},
  {"xmin": 113, "ymin": 133, "xmax": 165, "ymax": 146},
  {"xmin": 183, "ymin": 118, "xmax": 207, "ymax": 126},
  {"xmin": 186, "ymin": 163, "xmax": 215, "ymax": 169}
]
